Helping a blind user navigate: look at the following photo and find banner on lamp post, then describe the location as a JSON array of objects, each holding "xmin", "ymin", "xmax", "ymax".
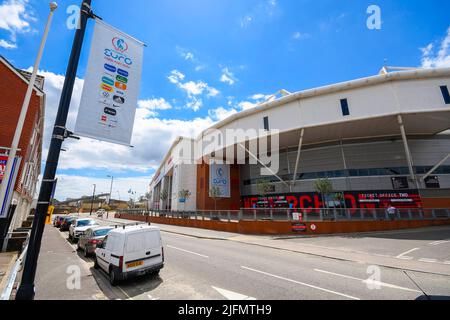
[{"xmin": 75, "ymin": 19, "xmax": 145, "ymax": 146}]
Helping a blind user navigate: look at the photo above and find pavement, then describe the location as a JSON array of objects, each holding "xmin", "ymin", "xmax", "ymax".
[
  {"xmin": 33, "ymin": 214, "xmax": 450, "ymax": 300},
  {"xmin": 0, "ymin": 252, "xmax": 18, "ymax": 296},
  {"xmin": 31, "ymin": 225, "xmax": 106, "ymax": 300}
]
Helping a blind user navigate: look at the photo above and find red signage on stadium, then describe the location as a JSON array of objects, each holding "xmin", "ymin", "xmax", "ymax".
[
  {"xmin": 0, "ymin": 155, "xmax": 7, "ymax": 182},
  {"xmin": 242, "ymin": 191, "xmax": 423, "ymax": 209}
]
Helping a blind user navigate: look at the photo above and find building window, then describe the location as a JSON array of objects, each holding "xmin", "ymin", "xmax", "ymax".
[
  {"xmin": 263, "ymin": 116, "xmax": 269, "ymax": 131},
  {"xmin": 440, "ymin": 86, "xmax": 450, "ymax": 104},
  {"xmin": 340, "ymin": 99, "xmax": 350, "ymax": 116}
]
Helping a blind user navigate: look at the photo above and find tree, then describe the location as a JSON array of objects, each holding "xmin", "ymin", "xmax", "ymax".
[
  {"xmin": 209, "ymin": 186, "xmax": 222, "ymax": 211},
  {"xmin": 160, "ymin": 189, "xmax": 169, "ymax": 210},
  {"xmin": 127, "ymin": 198, "xmax": 135, "ymax": 209},
  {"xmin": 256, "ymin": 179, "xmax": 274, "ymax": 205},
  {"xmin": 178, "ymin": 189, "xmax": 191, "ymax": 212},
  {"xmin": 314, "ymin": 178, "xmax": 334, "ymax": 209}
]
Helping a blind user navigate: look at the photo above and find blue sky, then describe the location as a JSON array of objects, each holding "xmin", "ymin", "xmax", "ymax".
[{"xmin": 1, "ymin": 0, "xmax": 449, "ymax": 200}]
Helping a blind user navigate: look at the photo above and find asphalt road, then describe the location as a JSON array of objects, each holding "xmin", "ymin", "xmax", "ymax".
[{"xmin": 54, "ymin": 216, "xmax": 450, "ymax": 301}]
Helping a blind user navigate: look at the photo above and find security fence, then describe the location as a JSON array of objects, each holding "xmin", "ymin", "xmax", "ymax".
[{"xmin": 117, "ymin": 207, "xmax": 450, "ymax": 223}]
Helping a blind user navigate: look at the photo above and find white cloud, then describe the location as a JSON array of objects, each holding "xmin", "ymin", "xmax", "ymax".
[
  {"xmin": 0, "ymin": 39, "xmax": 16, "ymax": 49},
  {"xmin": 220, "ymin": 67, "xmax": 237, "ymax": 85},
  {"xmin": 208, "ymin": 107, "xmax": 238, "ymax": 121},
  {"xmin": 238, "ymin": 101, "xmax": 258, "ymax": 111},
  {"xmin": 240, "ymin": 0, "xmax": 279, "ymax": 28},
  {"xmin": 421, "ymin": 27, "xmax": 450, "ymax": 68},
  {"xmin": 292, "ymin": 31, "xmax": 310, "ymax": 40},
  {"xmin": 138, "ymin": 98, "xmax": 173, "ymax": 111},
  {"xmin": 167, "ymin": 69, "xmax": 219, "ymax": 110},
  {"xmin": 0, "ymin": 0, "xmax": 35, "ymax": 48}
]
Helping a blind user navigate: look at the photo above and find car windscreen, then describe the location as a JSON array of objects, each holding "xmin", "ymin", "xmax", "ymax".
[
  {"xmin": 94, "ymin": 229, "xmax": 113, "ymax": 237},
  {"xmin": 77, "ymin": 220, "xmax": 96, "ymax": 227}
]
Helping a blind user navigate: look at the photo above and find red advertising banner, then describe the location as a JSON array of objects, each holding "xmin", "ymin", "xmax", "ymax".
[{"xmin": 0, "ymin": 155, "xmax": 8, "ymax": 183}]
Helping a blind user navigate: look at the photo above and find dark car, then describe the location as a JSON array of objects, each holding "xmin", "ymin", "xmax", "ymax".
[
  {"xmin": 77, "ymin": 226, "xmax": 114, "ymax": 257},
  {"xmin": 53, "ymin": 216, "xmax": 65, "ymax": 228},
  {"xmin": 60, "ymin": 216, "xmax": 77, "ymax": 232}
]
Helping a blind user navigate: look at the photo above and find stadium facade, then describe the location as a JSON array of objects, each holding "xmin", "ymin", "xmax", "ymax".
[{"xmin": 148, "ymin": 67, "xmax": 450, "ymax": 212}]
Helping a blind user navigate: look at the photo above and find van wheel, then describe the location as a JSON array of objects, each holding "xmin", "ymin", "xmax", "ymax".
[
  {"xmin": 93, "ymin": 257, "xmax": 99, "ymax": 269},
  {"xmin": 109, "ymin": 268, "xmax": 118, "ymax": 286}
]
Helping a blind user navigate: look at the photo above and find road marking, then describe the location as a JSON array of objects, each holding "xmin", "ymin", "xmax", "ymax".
[
  {"xmin": 166, "ymin": 245, "xmax": 209, "ymax": 258},
  {"xmin": 429, "ymin": 240, "xmax": 450, "ymax": 246},
  {"xmin": 418, "ymin": 258, "xmax": 438, "ymax": 263},
  {"xmin": 241, "ymin": 266, "xmax": 360, "ymax": 300},
  {"xmin": 314, "ymin": 269, "xmax": 421, "ymax": 293},
  {"xmin": 444, "ymin": 261, "xmax": 450, "ymax": 265},
  {"xmin": 396, "ymin": 248, "xmax": 420, "ymax": 260},
  {"xmin": 212, "ymin": 286, "xmax": 257, "ymax": 300}
]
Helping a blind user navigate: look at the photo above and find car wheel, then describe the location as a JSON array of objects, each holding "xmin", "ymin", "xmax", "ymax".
[
  {"xmin": 84, "ymin": 247, "xmax": 89, "ymax": 258},
  {"xmin": 109, "ymin": 268, "xmax": 118, "ymax": 286},
  {"xmin": 76, "ymin": 243, "xmax": 81, "ymax": 251}
]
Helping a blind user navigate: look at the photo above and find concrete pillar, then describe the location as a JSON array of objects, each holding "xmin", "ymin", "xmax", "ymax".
[
  {"xmin": 291, "ymin": 128, "xmax": 305, "ymax": 191},
  {"xmin": 397, "ymin": 115, "xmax": 420, "ymax": 190}
]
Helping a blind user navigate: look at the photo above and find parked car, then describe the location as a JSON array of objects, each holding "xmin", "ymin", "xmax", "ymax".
[
  {"xmin": 77, "ymin": 226, "xmax": 114, "ymax": 257},
  {"xmin": 69, "ymin": 218, "xmax": 100, "ymax": 242},
  {"xmin": 60, "ymin": 216, "xmax": 77, "ymax": 232},
  {"xmin": 53, "ymin": 216, "xmax": 65, "ymax": 228},
  {"xmin": 94, "ymin": 225, "xmax": 164, "ymax": 286}
]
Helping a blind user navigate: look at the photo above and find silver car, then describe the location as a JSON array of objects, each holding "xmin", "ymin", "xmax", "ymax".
[{"xmin": 77, "ymin": 226, "xmax": 114, "ymax": 257}]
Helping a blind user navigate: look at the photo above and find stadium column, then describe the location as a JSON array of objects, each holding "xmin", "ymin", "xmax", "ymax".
[
  {"xmin": 291, "ymin": 128, "xmax": 305, "ymax": 191},
  {"xmin": 397, "ymin": 114, "xmax": 421, "ymax": 191}
]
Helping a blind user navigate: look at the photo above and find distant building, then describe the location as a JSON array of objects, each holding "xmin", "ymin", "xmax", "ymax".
[
  {"xmin": 148, "ymin": 67, "xmax": 450, "ymax": 211},
  {"xmin": 0, "ymin": 55, "xmax": 45, "ymax": 230}
]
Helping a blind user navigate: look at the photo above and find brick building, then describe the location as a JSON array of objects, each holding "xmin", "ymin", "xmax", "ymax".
[{"xmin": 0, "ymin": 55, "xmax": 45, "ymax": 230}]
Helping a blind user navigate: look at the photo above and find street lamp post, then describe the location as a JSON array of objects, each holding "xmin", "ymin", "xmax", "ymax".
[
  {"xmin": 107, "ymin": 175, "xmax": 113, "ymax": 219},
  {"xmin": 89, "ymin": 184, "xmax": 96, "ymax": 216},
  {"xmin": 16, "ymin": 0, "xmax": 95, "ymax": 300},
  {"xmin": 0, "ymin": 2, "xmax": 58, "ymax": 219}
]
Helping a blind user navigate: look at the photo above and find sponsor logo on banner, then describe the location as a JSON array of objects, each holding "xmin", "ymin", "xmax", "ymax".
[
  {"xmin": 102, "ymin": 76, "xmax": 114, "ymax": 86},
  {"xmin": 113, "ymin": 95, "xmax": 125, "ymax": 104},
  {"xmin": 104, "ymin": 107, "xmax": 117, "ymax": 116},
  {"xmin": 115, "ymin": 82, "xmax": 127, "ymax": 90},
  {"xmin": 101, "ymin": 83, "xmax": 113, "ymax": 92},
  {"xmin": 75, "ymin": 20, "xmax": 144, "ymax": 146},
  {"xmin": 104, "ymin": 63, "xmax": 116, "ymax": 73},
  {"xmin": 0, "ymin": 156, "xmax": 7, "ymax": 181},
  {"xmin": 116, "ymin": 75, "xmax": 128, "ymax": 84},
  {"xmin": 112, "ymin": 37, "xmax": 128, "ymax": 53},
  {"xmin": 117, "ymin": 69, "xmax": 129, "ymax": 77}
]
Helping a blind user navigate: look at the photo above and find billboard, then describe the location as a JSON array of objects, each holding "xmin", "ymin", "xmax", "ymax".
[
  {"xmin": 75, "ymin": 19, "xmax": 145, "ymax": 146},
  {"xmin": 209, "ymin": 164, "xmax": 231, "ymax": 198},
  {"xmin": 0, "ymin": 155, "xmax": 7, "ymax": 182},
  {"xmin": 0, "ymin": 157, "xmax": 21, "ymax": 218}
]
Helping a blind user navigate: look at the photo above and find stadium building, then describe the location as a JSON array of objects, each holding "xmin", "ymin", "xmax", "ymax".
[{"xmin": 148, "ymin": 67, "xmax": 450, "ymax": 212}]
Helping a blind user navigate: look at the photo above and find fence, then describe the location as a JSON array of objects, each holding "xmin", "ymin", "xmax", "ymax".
[{"xmin": 117, "ymin": 208, "xmax": 450, "ymax": 223}]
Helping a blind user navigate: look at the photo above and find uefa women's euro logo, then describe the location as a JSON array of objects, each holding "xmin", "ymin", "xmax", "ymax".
[{"xmin": 112, "ymin": 37, "xmax": 128, "ymax": 53}]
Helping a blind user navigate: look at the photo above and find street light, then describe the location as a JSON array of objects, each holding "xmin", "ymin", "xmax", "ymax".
[
  {"xmin": 107, "ymin": 175, "xmax": 114, "ymax": 205},
  {"xmin": 0, "ymin": 2, "xmax": 58, "ymax": 218},
  {"xmin": 89, "ymin": 184, "xmax": 96, "ymax": 216}
]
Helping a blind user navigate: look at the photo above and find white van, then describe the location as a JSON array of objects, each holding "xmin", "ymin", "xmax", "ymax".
[{"xmin": 94, "ymin": 225, "xmax": 164, "ymax": 286}]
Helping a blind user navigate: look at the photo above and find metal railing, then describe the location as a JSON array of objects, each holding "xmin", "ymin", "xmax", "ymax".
[
  {"xmin": 117, "ymin": 208, "xmax": 450, "ymax": 223},
  {"xmin": 0, "ymin": 230, "xmax": 30, "ymax": 301}
]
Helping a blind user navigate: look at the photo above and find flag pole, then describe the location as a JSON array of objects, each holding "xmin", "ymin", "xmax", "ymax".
[{"xmin": 15, "ymin": 0, "xmax": 95, "ymax": 300}]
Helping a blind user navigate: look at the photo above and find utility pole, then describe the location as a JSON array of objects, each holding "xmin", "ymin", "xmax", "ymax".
[
  {"xmin": 16, "ymin": 0, "xmax": 95, "ymax": 300},
  {"xmin": 89, "ymin": 184, "xmax": 96, "ymax": 216},
  {"xmin": 0, "ymin": 3, "xmax": 57, "ymax": 219}
]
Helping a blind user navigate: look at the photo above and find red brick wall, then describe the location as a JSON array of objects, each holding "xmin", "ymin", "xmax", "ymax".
[
  {"xmin": 196, "ymin": 163, "xmax": 241, "ymax": 211},
  {"xmin": 0, "ymin": 62, "xmax": 42, "ymax": 193}
]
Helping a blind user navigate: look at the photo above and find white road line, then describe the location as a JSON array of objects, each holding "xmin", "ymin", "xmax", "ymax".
[
  {"xmin": 166, "ymin": 245, "xmax": 209, "ymax": 258},
  {"xmin": 418, "ymin": 258, "xmax": 438, "ymax": 263},
  {"xmin": 396, "ymin": 248, "xmax": 420, "ymax": 260},
  {"xmin": 444, "ymin": 261, "xmax": 450, "ymax": 265},
  {"xmin": 314, "ymin": 269, "xmax": 421, "ymax": 293},
  {"xmin": 241, "ymin": 266, "xmax": 360, "ymax": 300},
  {"xmin": 429, "ymin": 240, "xmax": 450, "ymax": 246},
  {"xmin": 212, "ymin": 286, "xmax": 257, "ymax": 300}
]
